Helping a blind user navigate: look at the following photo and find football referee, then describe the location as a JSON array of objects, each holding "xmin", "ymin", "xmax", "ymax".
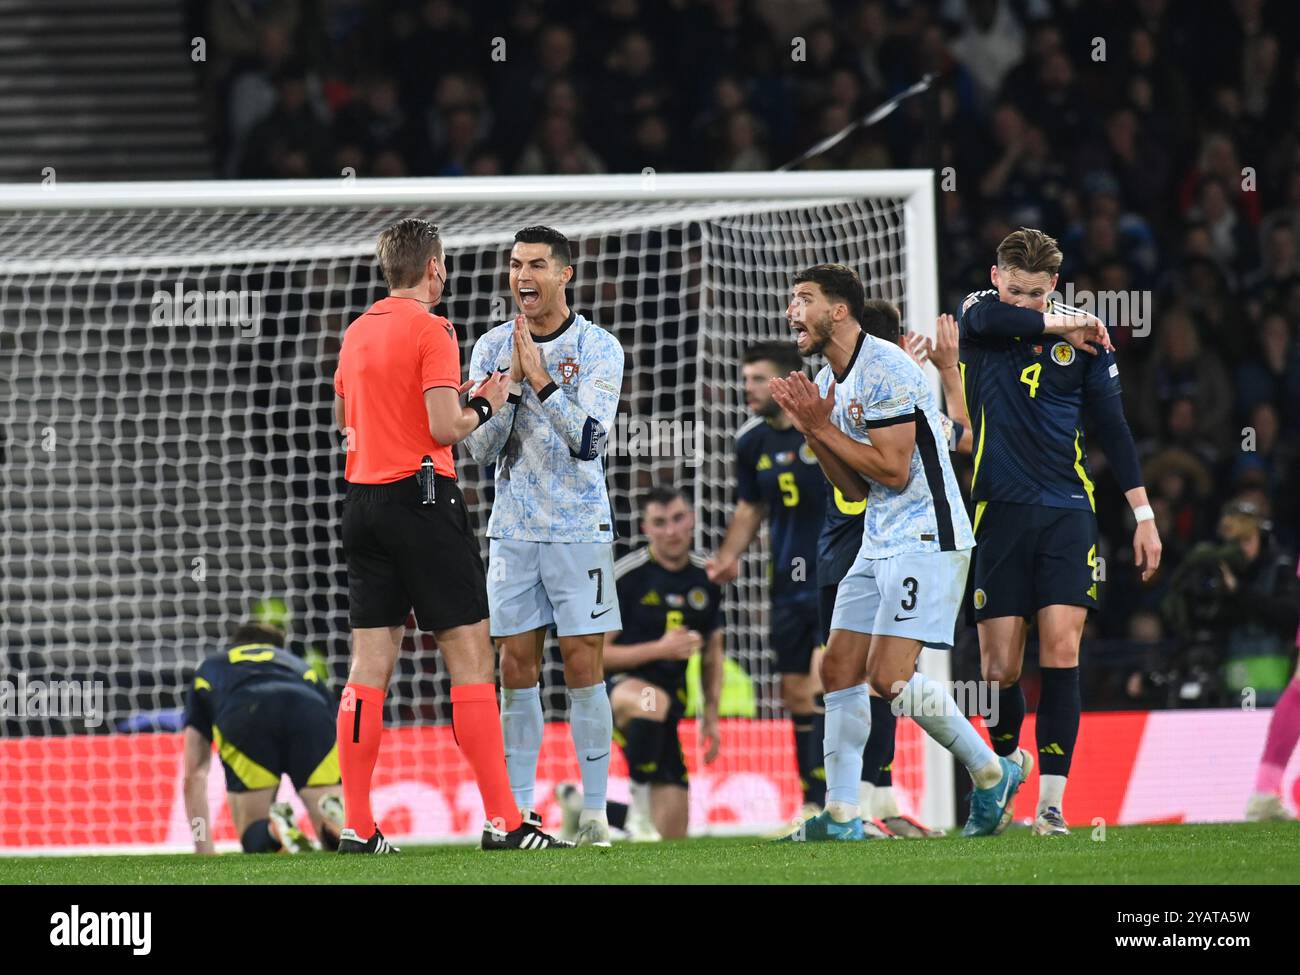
[{"xmin": 333, "ymin": 217, "xmax": 564, "ymax": 852}]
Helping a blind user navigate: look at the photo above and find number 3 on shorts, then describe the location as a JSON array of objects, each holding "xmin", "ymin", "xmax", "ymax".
[{"xmin": 900, "ymin": 576, "xmax": 918, "ymax": 612}]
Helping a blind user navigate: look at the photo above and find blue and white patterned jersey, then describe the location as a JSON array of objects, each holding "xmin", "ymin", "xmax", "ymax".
[
  {"xmin": 464, "ymin": 310, "xmax": 624, "ymax": 542},
  {"xmin": 814, "ymin": 331, "xmax": 974, "ymax": 560}
]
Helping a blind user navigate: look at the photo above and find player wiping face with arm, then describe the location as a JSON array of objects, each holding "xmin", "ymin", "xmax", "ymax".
[{"xmin": 959, "ymin": 228, "xmax": 1161, "ymax": 836}]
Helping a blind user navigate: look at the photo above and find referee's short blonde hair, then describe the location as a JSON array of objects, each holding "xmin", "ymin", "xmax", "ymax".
[
  {"xmin": 997, "ymin": 228, "xmax": 1062, "ymax": 276},
  {"xmin": 377, "ymin": 218, "xmax": 442, "ymax": 290}
]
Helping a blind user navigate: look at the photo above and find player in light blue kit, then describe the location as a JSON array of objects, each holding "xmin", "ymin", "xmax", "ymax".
[
  {"xmin": 464, "ymin": 226, "xmax": 625, "ymax": 846},
  {"xmin": 770, "ymin": 263, "xmax": 1028, "ymax": 841}
]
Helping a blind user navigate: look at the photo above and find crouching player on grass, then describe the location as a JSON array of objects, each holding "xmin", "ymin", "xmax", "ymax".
[
  {"xmin": 182, "ymin": 622, "xmax": 344, "ymax": 854},
  {"xmin": 333, "ymin": 217, "xmax": 565, "ymax": 853}
]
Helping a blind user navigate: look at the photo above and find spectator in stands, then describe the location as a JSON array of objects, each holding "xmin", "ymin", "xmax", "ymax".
[
  {"xmin": 1136, "ymin": 308, "xmax": 1232, "ymax": 446},
  {"xmin": 238, "ymin": 62, "xmax": 333, "ymax": 178},
  {"xmin": 1235, "ymin": 311, "xmax": 1300, "ymax": 431},
  {"xmin": 718, "ymin": 110, "xmax": 769, "ymax": 172},
  {"xmin": 514, "ymin": 112, "xmax": 606, "ymax": 175}
]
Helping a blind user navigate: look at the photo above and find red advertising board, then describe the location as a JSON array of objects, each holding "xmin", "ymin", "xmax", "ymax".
[{"xmin": 0, "ymin": 710, "xmax": 1294, "ymax": 851}]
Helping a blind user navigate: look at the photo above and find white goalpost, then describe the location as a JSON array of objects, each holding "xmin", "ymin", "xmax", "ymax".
[{"xmin": 0, "ymin": 171, "xmax": 953, "ymax": 851}]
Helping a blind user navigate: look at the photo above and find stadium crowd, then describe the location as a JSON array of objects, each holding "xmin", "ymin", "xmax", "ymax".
[{"xmin": 198, "ymin": 0, "xmax": 1300, "ymax": 710}]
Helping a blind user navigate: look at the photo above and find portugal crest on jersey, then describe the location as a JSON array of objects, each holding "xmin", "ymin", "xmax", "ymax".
[
  {"xmin": 557, "ymin": 356, "xmax": 580, "ymax": 384},
  {"xmin": 1051, "ymin": 342, "xmax": 1076, "ymax": 366},
  {"xmin": 847, "ymin": 399, "xmax": 866, "ymax": 430}
]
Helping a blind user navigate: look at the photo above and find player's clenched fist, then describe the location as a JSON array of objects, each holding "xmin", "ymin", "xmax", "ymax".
[{"xmin": 658, "ymin": 627, "xmax": 702, "ymax": 660}]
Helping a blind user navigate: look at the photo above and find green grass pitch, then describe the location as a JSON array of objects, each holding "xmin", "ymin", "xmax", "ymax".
[{"xmin": 3, "ymin": 823, "xmax": 1297, "ymax": 884}]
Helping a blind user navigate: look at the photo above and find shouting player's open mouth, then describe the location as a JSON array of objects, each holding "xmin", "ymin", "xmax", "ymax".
[
  {"xmin": 518, "ymin": 286, "xmax": 542, "ymax": 311},
  {"xmin": 789, "ymin": 319, "xmax": 811, "ymax": 353}
]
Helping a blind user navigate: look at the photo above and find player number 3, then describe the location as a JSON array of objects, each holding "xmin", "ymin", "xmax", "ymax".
[{"xmin": 900, "ymin": 576, "xmax": 919, "ymax": 612}]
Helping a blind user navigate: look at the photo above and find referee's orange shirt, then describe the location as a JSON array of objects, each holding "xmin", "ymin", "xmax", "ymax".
[{"xmin": 334, "ymin": 296, "xmax": 461, "ymax": 483}]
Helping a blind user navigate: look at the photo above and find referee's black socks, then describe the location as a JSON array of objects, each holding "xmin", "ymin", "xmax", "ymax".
[
  {"xmin": 985, "ymin": 680, "xmax": 1026, "ymax": 758},
  {"xmin": 1036, "ymin": 666, "xmax": 1081, "ymax": 777}
]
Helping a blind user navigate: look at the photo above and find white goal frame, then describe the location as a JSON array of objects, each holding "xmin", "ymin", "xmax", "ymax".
[{"xmin": 0, "ymin": 170, "xmax": 955, "ymax": 839}]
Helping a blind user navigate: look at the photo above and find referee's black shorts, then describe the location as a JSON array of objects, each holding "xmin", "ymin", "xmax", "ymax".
[{"xmin": 342, "ymin": 474, "xmax": 489, "ymax": 631}]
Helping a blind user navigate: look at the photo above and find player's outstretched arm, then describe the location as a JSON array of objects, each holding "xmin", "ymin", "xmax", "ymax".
[
  {"xmin": 181, "ymin": 726, "xmax": 215, "ymax": 855},
  {"xmin": 463, "ymin": 331, "xmax": 519, "ymax": 465},
  {"xmin": 427, "ymin": 374, "xmax": 510, "ymax": 446},
  {"xmin": 518, "ymin": 318, "xmax": 624, "ymax": 460},
  {"xmin": 700, "ymin": 629, "xmax": 724, "ymax": 765}
]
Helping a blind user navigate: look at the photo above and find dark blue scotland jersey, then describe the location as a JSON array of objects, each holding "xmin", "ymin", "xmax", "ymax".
[
  {"xmin": 184, "ymin": 642, "xmax": 332, "ymax": 741},
  {"xmin": 958, "ymin": 289, "xmax": 1123, "ymax": 521},
  {"xmin": 612, "ymin": 547, "xmax": 723, "ymax": 707},
  {"xmin": 735, "ymin": 418, "xmax": 827, "ymax": 600}
]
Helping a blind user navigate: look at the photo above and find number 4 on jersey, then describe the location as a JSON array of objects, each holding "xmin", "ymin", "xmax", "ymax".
[{"xmin": 1020, "ymin": 362, "xmax": 1042, "ymax": 398}]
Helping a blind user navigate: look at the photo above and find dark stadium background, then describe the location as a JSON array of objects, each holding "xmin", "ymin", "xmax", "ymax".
[{"xmin": 3, "ymin": 0, "xmax": 1298, "ymax": 728}]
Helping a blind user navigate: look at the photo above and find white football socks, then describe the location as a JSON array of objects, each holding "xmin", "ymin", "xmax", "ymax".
[
  {"xmin": 501, "ymin": 684, "xmax": 543, "ymax": 810},
  {"xmin": 629, "ymin": 780, "xmax": 653, "ymax": 823},
  {"xmin": 1039, "ymin": 774, "xmax": 1067, "ymax": 815},
  {"xmin": 823, "ymin": 684, "xmax": 872, "ymax": 822},
  {"xmin": 872, "ymin": 785, "xmax": 901, "ymax": 820},
  {"xmin": 568, "ymin": 683, "xmax": 613, "ymax": 811},
  {"xmin": 894, "ymin": 671, "xmax": 1002, "ymax": 788},
  {"xmin": 858, "ymin": 781, "xmax": 876, "ymax": 816}
]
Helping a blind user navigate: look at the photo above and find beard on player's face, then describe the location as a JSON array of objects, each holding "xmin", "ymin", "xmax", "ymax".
[
  {"xmin": 804, "ymin": 310, "xmax": 836, "ymax": 355},
  {"xmin": 753, "ymin": 393, "xmax": 781, "ymax": 418}
]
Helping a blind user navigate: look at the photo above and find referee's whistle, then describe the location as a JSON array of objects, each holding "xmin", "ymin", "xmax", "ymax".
[{"xmin": 420, "ymin": 455, "xmax": 436, "ymax": 504}]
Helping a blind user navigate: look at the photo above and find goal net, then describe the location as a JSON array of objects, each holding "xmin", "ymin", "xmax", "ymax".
[{"xmin": 0, "ymin": 172, "xmax": 948, "ymax": 851}]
